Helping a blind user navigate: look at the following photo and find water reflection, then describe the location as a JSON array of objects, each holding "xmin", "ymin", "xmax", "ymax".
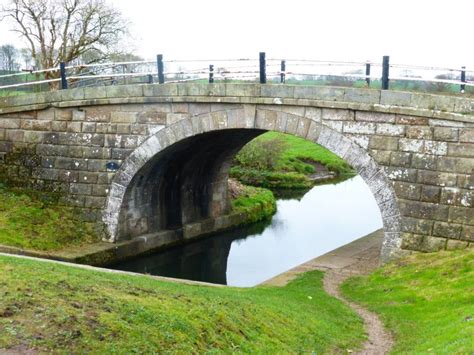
[{"xmin": 111, "ymin": 175, "xmax": 383, "ymax": 287}]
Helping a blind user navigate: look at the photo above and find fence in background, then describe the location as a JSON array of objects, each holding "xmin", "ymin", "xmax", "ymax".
[{"xmin": 1, "ymin": 53, "xmax": 473, "ymax": 95}]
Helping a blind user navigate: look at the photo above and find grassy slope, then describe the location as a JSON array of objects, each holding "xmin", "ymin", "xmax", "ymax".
[
  {"xmin": 230, "ymin": 132, "xmax": 354, "ymax": 189},
  {"xmin": 342, "ymin": 249, "xmax": 474, "ymax": 354},
  {"xmin": 0, "ymin": 185, "xmax": 99, "ymax": 251},
  {"xmin": 0, "ymin": 255, "xmax": 365, "ymax": 353}
]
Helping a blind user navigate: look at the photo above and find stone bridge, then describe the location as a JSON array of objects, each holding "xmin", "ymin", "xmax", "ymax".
[{"xmin": 0, "ymin": 83, "xmax": 473, "ymax": 261}]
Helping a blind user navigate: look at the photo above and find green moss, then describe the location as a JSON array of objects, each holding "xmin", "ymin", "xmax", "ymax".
[
  {"xmin": 342, "ymin": 249, "xmax": 474, "ymax": 353},
  {"xmin": 231, "ymin": 185, "xmax": 276, "ymax": 223},
  {"xmin": 0, "ymin": 255, "xmax": 365, "ymax": 352},
  {"xmin": 0, "ymin": 184, "xmax": 100, "ymax": 251}
]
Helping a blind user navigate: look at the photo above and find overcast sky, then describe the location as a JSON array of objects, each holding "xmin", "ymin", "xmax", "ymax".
[{"xmin": 1, "ymin": 0, "xmax": 473, "ymax": 68}]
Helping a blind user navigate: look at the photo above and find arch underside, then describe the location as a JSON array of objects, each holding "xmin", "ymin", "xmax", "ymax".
[{"xmin": 104, "ymin": 107, "xmax": 402, "ymax": 262}]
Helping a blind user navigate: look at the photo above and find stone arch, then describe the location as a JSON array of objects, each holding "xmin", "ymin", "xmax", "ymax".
[{"xmin": 104, "ymin": 105, "xmax": 402, "ymax": 261}]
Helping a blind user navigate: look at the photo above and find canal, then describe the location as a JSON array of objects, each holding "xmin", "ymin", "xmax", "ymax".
[{"xmin": 111, "ymin": 175, "xmax": 383, "ymax": 287}]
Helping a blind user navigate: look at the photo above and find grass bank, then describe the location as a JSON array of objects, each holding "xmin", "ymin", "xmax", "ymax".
[
  {"xmin": 230, "ymin": 132, "xmax": 354, "ymax": 189},
  {"xmin": 0, "ymin": 255, "xmax": 365, "ymax": 353},
  {"xmin": 230, "ymin": 182, "xmax": 277, "ymax": 224},
  {"xmin": 0, "ymin": 184, "xmax": 99, "ymax": 251},
  {"xmin": 342, "ymin": 248, "xmax": 474, "ymax": 353}
]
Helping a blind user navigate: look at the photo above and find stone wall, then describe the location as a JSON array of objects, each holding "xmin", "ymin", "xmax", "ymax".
[{"xmin": 0, "ymin": 83, "xmax": 473, "ymax": 260}]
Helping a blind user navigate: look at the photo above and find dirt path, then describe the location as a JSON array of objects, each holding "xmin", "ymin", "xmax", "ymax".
[{"xmin": 262, "ymin": 229, "xmax": 394, "ymax": 354}]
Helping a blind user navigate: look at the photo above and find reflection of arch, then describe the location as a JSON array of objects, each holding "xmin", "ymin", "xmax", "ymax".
[{"xmin": 104, "ymin": 106, "xmax": 401, "ymax": 261}]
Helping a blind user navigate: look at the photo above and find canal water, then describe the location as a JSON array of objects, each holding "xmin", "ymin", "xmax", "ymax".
[{"xmin": 111, "ymin": 175, "xmax": 383, "ymax": 287}]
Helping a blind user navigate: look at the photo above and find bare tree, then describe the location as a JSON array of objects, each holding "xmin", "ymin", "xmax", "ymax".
[
  {"xmin": 0, "ymin": 44, "xmax": 20, "ymax": 72},
  {"xmin": 1, "ymin": 0, "xmax": 128, "ymax": 79}
]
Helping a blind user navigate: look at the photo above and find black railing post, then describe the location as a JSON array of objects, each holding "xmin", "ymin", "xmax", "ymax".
[
  {"xmin": 147, "ymin": 74, "xmax": 153, "ymax": 84},
  {"xmin": 157, "ymin": 54, "xmax": 164, "ymax": 84},
  {"xmin": 280, "ymin": 60, "xmax": 286, "ymax": 84},
  {"xmin": 209, "ymin": 64, "xmax": 214, "ymax": 83},
  {"xmin": 259, "ymin": 52, "xmax": 266, "ymax": 84},
  {"xmin": 60, "ymin": 62, "xmax": 68, "ymax": 89},
  {"xmin": 365, "ymin": 62, "xmax": 371, "ymax": 87},
  {"xmin": 381, "ymin": 55, "xmax": 390, "ymax": 90},
  {"xmin": 460, "ymin": 66, "xmax": 466, "ymax": 93}
]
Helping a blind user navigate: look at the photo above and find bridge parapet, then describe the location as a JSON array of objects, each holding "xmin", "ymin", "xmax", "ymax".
[{"xmin": 0, "ymin": 83, "xmax": 473, "ymax": 261}]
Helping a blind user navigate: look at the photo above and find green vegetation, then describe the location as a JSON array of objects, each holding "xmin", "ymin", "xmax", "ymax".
[
  {"xmin": 231, "ymin": 184, "xmax": 276, "ymax": 223},
  {"xmin": 0, "ymin": 255, "xmax": 365, "ymax": 353},
  {"xmin": 342, "ymin": 249, "xmax": 474, "ymax": 353},
  {"xmin": 231, "ymin": 132, "xmax": 354, "ymax": 189},
  {"xmin": 0, "ymin": 184, "xmax": 99, "ymax": 251}
]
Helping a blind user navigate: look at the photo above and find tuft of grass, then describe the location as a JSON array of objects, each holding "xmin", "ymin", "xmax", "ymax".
[
  {"xmin": 231, "ymin": 184, "xmax": 276, "ymax": 223},
  {"xmin": 341, "ymin": 249, "xmax": 474, "ymax": 353},
  {"xmin": 0, "ymin": 185, "xmax": 100, "ymax": 251},
  {"xmin": 0, "ymin": 255, "xmax": 365, "ymax": 353}
]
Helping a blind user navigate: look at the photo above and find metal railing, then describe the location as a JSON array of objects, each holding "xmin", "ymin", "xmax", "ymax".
[{"xmin": 1, "ymin": 53, "xmax": 473, "ymax": 95}]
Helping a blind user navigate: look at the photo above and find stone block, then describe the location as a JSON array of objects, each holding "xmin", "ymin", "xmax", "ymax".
[
  {"xmin": 344, "ymin": 88, "xmax": 380, "ymax": 103},
  {"xmin": 225, "ymin": 83, "xmax": 259, "ymax": 97},
  {"xmin": 437, "ymin": 156, "xmax": 473, "ymax": 174},
  {"xmin": 110, "ymin": 111, "xmax": 137, "ymax": 123},
  {"xmin": 355, "ymin": 111, "xmax": 395, "ymax": 123},
  {"xmin": 0, "ymin": 118, "xmax": 21, "ymax": 129},
  {"xmin": 433, "ymin": 127, "xmax": 459, "ymax": 142},
  {"xmin": 143, "ymin": 84, "xmax": 178, "ymax": 97},
  {"xmin": 293, "ymin": 86, "xmax": 345, "ymax": 101},
  {"xmin": 82, "ymin": 122, "xmax": 96, "ymax": 133},
  {"xmin": 37, "ymin": 109, "xmax": 55, "ymax": 121},
  {"xmin": 433, "ymin": 221, "xmax": 463, "ymax": 239},
  {"xmin": 459, "ymin": 128, "xmax": 474, "ymax": 143},
  {"xmin": 417, "ymin": 170, "xmax": 457, "ymax": 187},
  {"xmin": 376, "ymin": 123, "xmax": 405, "ymax": 136},
  {"xmin": 85, "ymin": 108, "xmax": 111, "ymax": 122},
  {"xmin": 384, "ymin": 167, "xmax": 417, "ymax": 183},
  {"xmin": 420, "ymin": 236, "xmax": 446, "ymax": 252},
  {"xmin": 6, "ymin": 130, "xmax": 24, "ymax": 142},
  {"xmin": 67, "ymin": 122, "xmax": 82, "ymax": 133},
  {"xmin": 390, "ymin": 151, "xmax": 412, "ymax": 167},
  {"xmin": 369, "ymin": 136, "xmax": 398, "ymax": 150},
  {"xmin": 447, "ymin": 143, "xmax": 474, "ymax": 158},
  {"xmin": 72, "ymin": 110, "xmax": 86, "ymax": 121},
  {"xmin": 393, "ymin": 181, "xmax": 421, "ymax": 200},
  {"xmin": 372, "ymin": 150, "xmax": 391, "ymax": 165},
  {"xmin": 304, "ymin": 107, "xmax": 322, "ymax": 122},
  {"xmin": 84, "ymin": 196, "xmax": 106, "ymax": 209},
  {"xmin": 260, "ymin": 85, "xmax": 295, "ymax": 98},
  {"xmin": 424, "ymin": 141, "xmax": 447, "ymax": 156},
  {"xmin": 406, "ymin": 126, "xmax": 432, "ymax": 139},
  {"xmin": 322, "ymin": 108, "xmax": 354, "ymax": 121},
  {"xmin": 411, "ymin": 153, "xmax": 437, "ymax": 170},
  {"xmin": 460, "ymin": 225, "xmax": 474, "ymax": 242},
  {"xmin": 343, "ymin": 122, "xmax": 376, "ymax": 134},
  {"xmin": 51, "ymin": 121, "xmax": 67, "ymax": 131},
  {"xmin": 420, "ymin": 185, "xmax": 440, "ymax": 203},
  {"xmin": 399, "ymin": 138, "xmax": 424, "ymax": 153},
  {"xmin": 400, "ymin": 200, "xmax": 449, "ymax": 221},
  {"xmin": 400, "ymin": 233, "xmax": 424, "ymax": 250},
  {"xmin": 70, "ymin": 183, "xmax": 92, "ymax": 195},
  {"xmin": 401, "ymin": 217, "xmax": 433, "ymax": 235},
  {"xmin": 380, "ymin": 91, "xmax": 411, "ymax": 106},
  {"xmin": 449, "ymin": 206, "xmax": 474, "ymax": 224},
  {"xmin": 105, "ymin": 85, "xmax": 143, "ymax": 98},
  {"xmin": 446, "ymin": 240, "xmax": 468, "ymax": 250},
  {"xmin": 83, "ymin": 87, "xmax": 107, "ymax": 99},
  {"xmin": 395, "ymin": 115, "xmax": 429, "ymax": 125},
  {"xmin": 306, "ymin": 121, "xmax": 322, "ymax": 142},
  {"xmin": 54, "ymin": 109, "xmax": 72, "ymax": 121}
]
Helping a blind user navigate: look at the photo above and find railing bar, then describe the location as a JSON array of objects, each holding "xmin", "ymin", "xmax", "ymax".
[{"xmin": 0, "ymin": 78, "xmax": 61, "ymax": 89}]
